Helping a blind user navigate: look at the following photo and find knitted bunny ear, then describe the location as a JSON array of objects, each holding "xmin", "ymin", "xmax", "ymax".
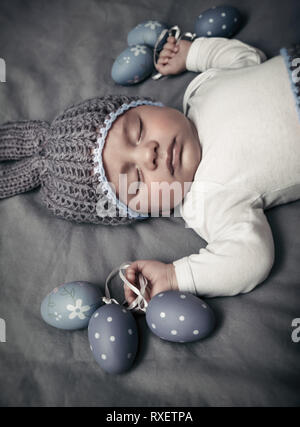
[
  {"xmin": 0, "ymin": 120, "xmax": 49, "ymax": 161},
  {"xmin": 0, "ymin": 120, "xmax": 50, "ymax": 199},
  {"xmin": 0, "ymin": 157, "xmax": 42, "ymax": 199}
]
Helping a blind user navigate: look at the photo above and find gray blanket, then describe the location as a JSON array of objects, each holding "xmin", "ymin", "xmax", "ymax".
[{"xmin": 1, "ymin": 0, "xmax": 300, "ymax": 407}]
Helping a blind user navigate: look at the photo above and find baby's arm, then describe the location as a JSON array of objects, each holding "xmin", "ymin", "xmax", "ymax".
[
  {"xmin": 155, "ymin": 36, "xmax": 267, "ymax": 76},
  {"xmin": 173, "ymin": 184, "xmax": 275, "ymax": 298},
  {"xmin": 123, "ymin": 187, "xmax": 274, "ymax": 301},
  {"xmin": 186, "ymin": 37, "xmax": 267, "ymax": 72}
]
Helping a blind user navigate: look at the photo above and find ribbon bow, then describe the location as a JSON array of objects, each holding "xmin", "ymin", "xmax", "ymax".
[{"xmin": 102, "ymin": 262, "xmax": 149, "ymax": 313}]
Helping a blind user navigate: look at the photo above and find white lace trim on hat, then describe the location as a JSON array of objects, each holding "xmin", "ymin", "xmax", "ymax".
[{"xmin": 93, "ymin": 100, "xmax": 164, "ymax": 219}]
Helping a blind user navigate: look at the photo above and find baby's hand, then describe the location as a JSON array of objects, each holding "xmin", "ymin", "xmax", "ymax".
[
  {"xmin": 123, "ymin": 260, "xmax": 179, "ymax": 306},
  {"xmin": 155, "ymin": 36, "xmax": 192, "ymax": 76}
]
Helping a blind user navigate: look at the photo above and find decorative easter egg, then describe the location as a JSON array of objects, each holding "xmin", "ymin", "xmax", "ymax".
[
  {"xmin": 195, "ymin": 6, "xmax": 242, "ymax": 38},
  {"xmin": 146, "ymin": 291, "xmax": 215, "ymax": 343},
  {"xmin": 127, "ymin": 20, "xmax": 168, "ymax": 48},
  {"xmin": 111, "ymin": 44, "xmax": 154, "ymax": 85},
  {"xmin": 41, "ymin": 281, "xmax": 103, "ymax": 330},
  {"xmin": 88, "ymin": 303, "xmax": 138, "ymax": 374}
]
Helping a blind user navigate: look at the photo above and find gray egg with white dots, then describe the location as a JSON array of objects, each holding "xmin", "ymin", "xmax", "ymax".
[
  {"xmin": 146, "ymin": 291, "xmax": 215, "ymax": 343},
  {"xmin": 195, "ymin": 5, "xmax": 242, "ymax": 38},
  {"xmin": 88, "ymin": 303, "xmax": 138, "ymax": 374}
]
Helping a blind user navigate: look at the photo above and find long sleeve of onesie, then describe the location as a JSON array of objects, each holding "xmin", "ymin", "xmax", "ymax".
[
  {"xmin": 173, "ymin": 183, "xmax": 275, "ymax": 297},
  {"xmin": 186, "ymin": 37, "xmax": 267, "ymax": 72}
]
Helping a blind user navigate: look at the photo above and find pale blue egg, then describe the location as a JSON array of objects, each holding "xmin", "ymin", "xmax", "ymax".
[
  {"xmin": 127, "ymin": 20, "xmax": 168, "ymax": 47},
  {"xmin": 146, "ymin": 290, "xmax": 215, "ymax": 343},
  {"xmin": 88, "ymin": 303, "xmax": 138, "ymax": 374},
  {"xmin": 111, "ymin": 44, "xmax": 154, "ymax": 86},
  {"xmin": 195, "ymin": 6, "xmax": 242, "ymax": 38},
  {"xmin": 41, "ymin": 281, "xmax": 103, "ymax": 330}
]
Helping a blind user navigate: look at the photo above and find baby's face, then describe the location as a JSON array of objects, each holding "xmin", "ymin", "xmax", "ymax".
[{"xmin": 101, "ymin": 105, "xmax": 201, "ymax": 214}]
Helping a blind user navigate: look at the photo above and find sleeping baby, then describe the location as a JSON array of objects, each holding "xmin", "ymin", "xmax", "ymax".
[
  {"xmin": 1, "ymin": 37, "xmax": 300, "ymax": 304},
  {"xmin": 115, "ymin": 37, "xmax": 300, "ymax": 304}
]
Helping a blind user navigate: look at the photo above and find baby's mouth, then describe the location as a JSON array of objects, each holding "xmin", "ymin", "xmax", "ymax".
[
  {"xmin": 172, "ymin": 138, "xmax": 181, "ymax": 173},
  {"xmin": 166, "ymin": 138, "xmax": 175, "ymax": 175}
]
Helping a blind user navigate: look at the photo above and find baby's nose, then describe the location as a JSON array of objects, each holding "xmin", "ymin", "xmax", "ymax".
[{"xmin": 138, "ymin": 140, "xmax": 159, "ymax": 170}]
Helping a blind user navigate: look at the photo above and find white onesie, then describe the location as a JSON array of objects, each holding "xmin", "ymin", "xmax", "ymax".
[{"xmin": 173, "ymin": 37, "xmax": 300, "ymax": 297}]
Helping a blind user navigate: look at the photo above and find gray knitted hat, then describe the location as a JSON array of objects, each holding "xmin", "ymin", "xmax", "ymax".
[{"xmin": 0, "ymin": 95, "xmax": 163, "ymax": 225}]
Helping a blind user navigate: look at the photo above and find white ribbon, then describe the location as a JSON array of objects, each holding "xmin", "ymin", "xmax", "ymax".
[{"xmin": 102, "ymin": 262, "xmax": 149, "ymax": 313}]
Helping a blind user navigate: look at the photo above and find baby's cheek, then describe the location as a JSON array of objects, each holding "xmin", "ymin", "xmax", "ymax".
[
  {"xmin": 147, "ymin": 182, "xmax": 184, "ymax": 213},
  {"xmin": 157, "ymin": 184, "xmax": 184, "ymax": 212},
  {"xmin": 127, "ymin": 185, "xmax": 158, "ymax": 214},
  {"xmin": 126, "ymin": 187, "xmax": 148, "ymax": 214},
  {"xmin": 128, "ymin": 181, "xmax": 184, "ymax": 214}
]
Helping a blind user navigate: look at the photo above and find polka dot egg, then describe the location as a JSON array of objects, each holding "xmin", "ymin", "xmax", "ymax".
[
  {"xmin": 146, "ymin": 291, "xmax": 215, "ymax": 343},
  {"xmin": 127, "ymin": 20, "xmax": 168, "ymax": 48},
  {"xmin": 88, "ymin": 303, "xmax": 138, "ymax": 374},
  {"xmin": 195, "ymin": 5, "xmax": 242, "ymax": 38},
  {"xmin": 111, "ymin": 44, "xmax": 154, "ymax": 86},
  {"xmin": 40, "ymin": 281, "xmax": 103, "ymax": 330}
]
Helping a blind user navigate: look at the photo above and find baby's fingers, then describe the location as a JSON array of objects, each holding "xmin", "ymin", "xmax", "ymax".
[
  {"xmin": 124, "ymin": 285, "xmax": 136, "ymax": 305},
  {"xmin": 163, "ymin": 42, "xmax": 179, "ymax": 53},
  {"xmin": 123, "ymin": 267, "xmax": 137, "ymax": 305},
  {"xmin": 155, "ymin": 60, "xmax": 174, "ymax": 76},
  {"xmin": 157, "ymin": 56, "xmax": 169, "ymax": 66},
  {"xmin": 124, "ymin": 283, "xmax": 136, "ymax": 305},
  {"xmin": 167, "ymin": 36, "xmax": 177, "ymax": 45},
  {"xmin": 159, "ymin": 48, "xmax": 175, "ymax": 60}
]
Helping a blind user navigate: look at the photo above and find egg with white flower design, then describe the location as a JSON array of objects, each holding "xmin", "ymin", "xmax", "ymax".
[
  {"xmin": 127, "ymin": 20, "xmax": 168, "ymax": 48},
  {"xmin": 195, "ymin": 6, "xmax": 242, "ymax": 38},
  {"xmin": 88, "ymin": 303, "xmax": 138, "ymax": 374},
  {"xmin": 41, "ymin": 281, "xmax": 103, "ymax": 330},
  {"xmin": 146, "ymin": 291, "xmax": 215, "ymax": 343},
  {"xmin": 111, "ymin": 44, "xmax": 154, "ymax": 86}
]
